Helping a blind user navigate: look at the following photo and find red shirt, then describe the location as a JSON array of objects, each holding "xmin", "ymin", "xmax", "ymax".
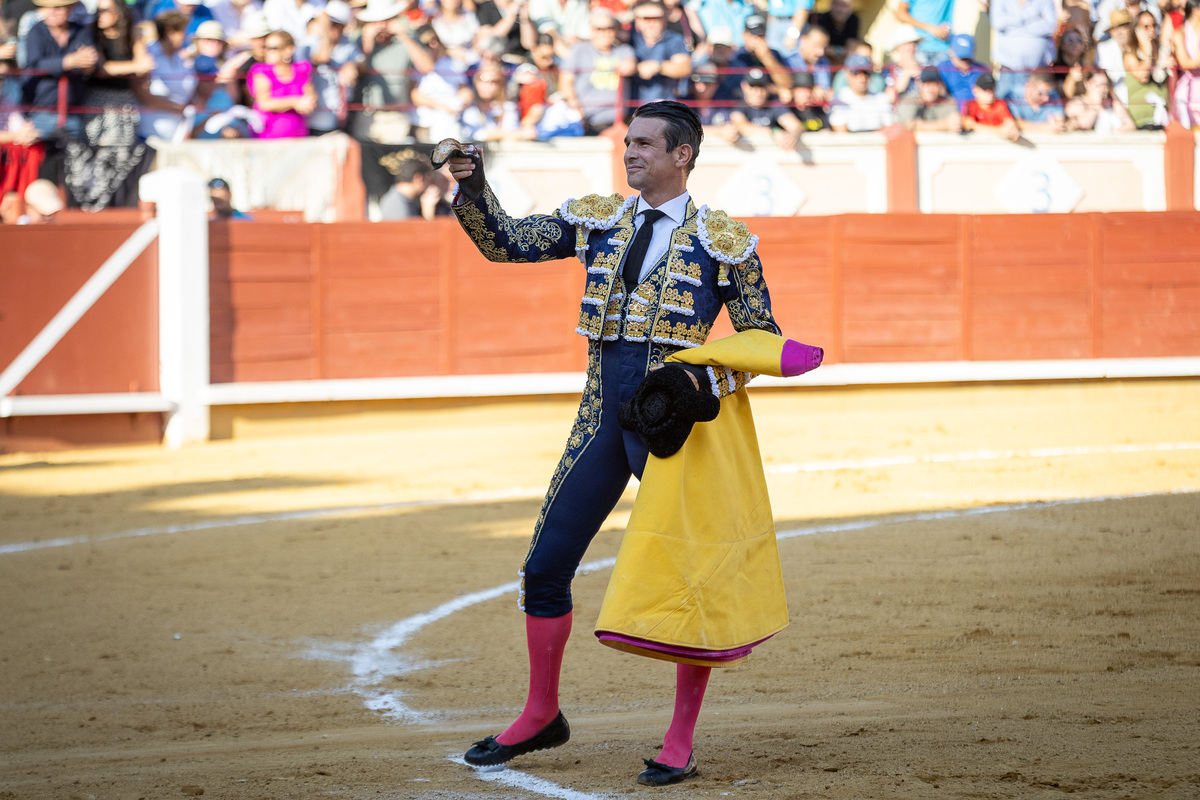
[{"xmin": 965, "ymin": 99, "xmax": 1014, "ymax": 126}]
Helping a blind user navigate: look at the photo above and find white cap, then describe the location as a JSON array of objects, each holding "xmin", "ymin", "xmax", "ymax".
[
  {"xmin": 890, "ymin": 23, "xmax": 922, "ymax": 48},
  {"xmin": 324, "ymin": 0, "xmax": 352, "ymax": 24},
  {"xmin": 24, "ymin": 179, "xmax": 64, "ymax": 216},
  {"xmin": 356, "ymin": 0, "xmax": 401, "ymax": 22},
  {"xmin": 707, "ymin": 25, "xmax": 735, "ymax": 47},
  {"xmin": 241, "ymin": 11, "xmax": 272, "ymax": 38}
]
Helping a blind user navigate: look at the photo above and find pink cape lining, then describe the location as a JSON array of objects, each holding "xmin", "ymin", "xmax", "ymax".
[{"xmin": 595, "ymin": 631, "xmax": 778, "ymax": 662}]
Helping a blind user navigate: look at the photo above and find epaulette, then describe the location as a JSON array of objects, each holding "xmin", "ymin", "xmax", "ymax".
[
  {"xmin": 697, "ymin": 206, "xmax": 759, "ymax": 286},
  {"xmin": 560, "ymin": 193, "xmax": 637, "ymax": 255}
]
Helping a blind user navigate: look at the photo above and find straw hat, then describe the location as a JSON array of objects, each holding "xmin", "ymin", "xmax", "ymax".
[
  {"xmin": 32, "ymin": 0, "xmax": 79, "ymax": 8},
  {"xmin": 194, "ymin": 20, "xmax": 226, "ymax": 40}
]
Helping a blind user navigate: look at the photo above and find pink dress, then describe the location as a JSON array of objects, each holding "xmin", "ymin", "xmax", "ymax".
[
  {"xmin": 1177, "ymin": 21, "xmax": 1200, "ymax": 129},
  {"xmin": 248, "ymin": 61, "xmax": 313, "ymax": 138}
]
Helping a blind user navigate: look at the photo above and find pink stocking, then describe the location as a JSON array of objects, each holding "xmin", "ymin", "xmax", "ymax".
[
  {"xmin": 655, "ymin": 662, "xmax": 711, "ymax": 767},
  {"xmin": 496, "ymin": 611, "xmax": 572, "ymax": 745}
]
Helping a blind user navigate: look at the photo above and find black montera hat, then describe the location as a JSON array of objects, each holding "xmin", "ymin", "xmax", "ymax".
[{"xmin": 618, "ymin": 365, "xmax": 721, "ymax": 459}]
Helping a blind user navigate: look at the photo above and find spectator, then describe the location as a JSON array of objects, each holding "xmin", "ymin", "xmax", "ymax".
[
  {"xmin": 1172, "ymin": 0, "xmax": 1200, "ymax": 127},
  {"xmin": 695, "ymin": 0, "xmax": 755, "ymax": 49},
  {"xmin": 830, "ymin": 41, "xmax": 885, "ymax": 94},
  {"xmin": 352, "ymin": 0, "xmax": 433, "ymax": 143},
  {"xmin": 695, "ymin": 26, "xmax": 742, "ymax": 103},
  {"xmin": 0, "ymin": 19, "xmax": 16, "ymax": 74},
  {"xmin": 1096, "ymin": 8, "xmax": 1134, "ymax": 102},
  {"xmin": 885, "ymin": 23, "xmax": 924, "ymax": 100},
  {"xmin": 1052, "ymin": 26, "xmax": 1094, "ymax": 99},
  {"xmin": 431, "ymin": 0, "xmax": 481, "ymax": 62},
  {"xmin": 812, "ymin": 0, "xmax": 860, "ymax": 64},
  {"xmin": 136, "ymin": 10, "xmax": 199, "ymax": 141},
  {"xmin": 248, "ymin": 29, "xmax": 316, "ymax": 137},
  {"xmin": 209, "ymin": 0, "xmax": 266, "ymax": 53},
  {"xmin": 962, "ymin": 71, "xmax": 1020, "ymax": 138},
  {"xmin": 263, "ymin": 0, "xmax": 323, "ymax": 41},
  {"xmin": 526, "ymin": 0, "xmax": 590, "ymax": 47},
  {"xmin": 85, "ymin": 0, "xmax": 153, "ymax": 138},
  {"xmin": 687, "ymin": 61, "xmax": 736, "ymax": 125},
  {"xmin": 297, "ymin": 0, "xmax": 362, "ymax": 134},
  {"xmin": 1064, "ymin": 68, "xmax": 1135, "ymax": 129},
  {"xmin": 65, "ymin": 0, "xmax": 152, "ymax": 209},
  {"xmin": 730, "ymin": 14, "xmax": 792, "ymax": 99},
  {"xmin": 760, "ymin": 0, "xmax": 812, "ymax": 57},
  {"xmin": 225, "ymin": 11, "xmax": 271, "ymax": 106},
  {"xmin": 727, "ymin": 66, "xmax": 804, "ymax": 147},
  {"xmin": 514, "ymin": 43, "xmax": 584, "ymax": 138},
  {"xmin": 458, "ymin": 63, "xmax": 520, "ymax": 139},
  {"xmin": 559, "ymin": 10, "xmax": 636, "ymax": 133},
  {"xmin": 410, "ymin": 26, "xmax": 471, "ymax": 141},
  {"xmin": 663, "ymin": 0, "xmax": 705, "ymax": 52},
  {"xmin": 191, "ymin": 21, "xmax": 253, "ymax": 137},
  {"xmin": 897, "ymin": 64, "xmax": 962, "ymax": 130},
  {"xmin": 789, "ymin": 70, "xmax": 828, "ymax": 131},
  {"xmin": 787, "ymin": 23, "xmax": 831, "ymax": 102},
  {"xmin": 208, "ymin": 176, "xmax": 253, "ymax": 218},
  {"xmin": 147, "ymin": 0, "xmax": 218, "ymax": 44},
  {"xmin": 828, "ymin": 51, "xmax": 895, "ymax": 130},
  {"xmin": 629, "ymin": 0, "xmax": 691, "ymax": 106},
  {"xmin": 23, "ymin": 177, "xmax": 63, "ymax": 222},
  {"xmin": 1095, "ymin": 0, "xmax": 1159, "ymax": 45},
  {"xmin": 473, "ymin": 0, "xmax": 524, "ymax": 61},
  {"xmin": 990, "ymin": 0, "xmax": 1057, "ymax": 98},
  {"xmin": 379, "ymin": 155, "xmax": 445, "ymax": 218},
  {"xmin": 1124, "ymin": 11, "xmax": 1170, "ymax": 125},
  {"xmin": 21, "ymin": 0, "xmax": 98, "ymax": 140},
  {"xmin": 894, "ymin": 0, "xmax": 953, "ymax": 64},
  {"xmin": 1003, "ymin": 67, "xmax": 1065, "ymax": 130},
  {"xmin": 935, "ymin": 33, "xmax": 991, "ymax": 109}
]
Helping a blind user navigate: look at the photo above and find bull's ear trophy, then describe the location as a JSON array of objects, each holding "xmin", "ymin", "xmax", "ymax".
[{"xmin": 431, "ymin": 138, "xmax": 485, "ymax": 201}]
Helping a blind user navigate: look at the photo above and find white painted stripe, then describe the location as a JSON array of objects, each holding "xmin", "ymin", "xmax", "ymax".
[
  {"xmin": 766, "ymin": 442, "xmax": 1200, "ymax": 475},
  {"xmin": 195, "ymin": 357, "xmax": 1200, "ymax": 407},
  {"xmin": 449, "ymin": 756, "xmax": 618, "ymax": 799},
  {"xmin": 0, "ymin": 220, "xmax": 159, "ymax": 402}
]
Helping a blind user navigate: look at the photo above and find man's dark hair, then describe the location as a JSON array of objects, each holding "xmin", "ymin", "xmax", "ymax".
[
  {"xmin": 395, "ymin": 158, "xmax": 433, "ymax": 184},
  {"xmin": 154, "ymin": 9, "xmax": 189, "ymax": 38},
  {"xmin": 630, "ymin": 100, "xmax": 703, "ymax": 172}
]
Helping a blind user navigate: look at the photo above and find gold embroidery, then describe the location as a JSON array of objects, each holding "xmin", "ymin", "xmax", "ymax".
[
  {"xmin": 702, "ymin": 209, "xmax": 755, "ymax": 262},
  {"xmin": 566, "ymin": 193, "xmax": 627, "ymax": 226},
  {"xmin": 652, "ymin": 318, "xmax": 710, "ymax": 348},
  {"xmin": 662, "ymin": 286, "xmax": 695, "ymax": 314},
  {"xmin": 456, "ymin": 185, "xmax": 568, "ymax": 263}
]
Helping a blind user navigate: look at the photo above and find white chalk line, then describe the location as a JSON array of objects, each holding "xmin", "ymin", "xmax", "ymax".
[
  {"xmin": 5, "ymin": 440, "xmax": 1197, "ymax": 557},
  {"xmin": 765, "ymin": 441, "xmax": 1200, "ymax": 474},
  {"xmin": 3, "ymin": 445, "xmax": 1197, "ymax": 799},
  {"xmin": 447, "ymin": 756, "xmax": 616, "ymax": 800},
  {"xmin": 344, "ymin": 488, "xmax": 1197, "ymax": 799}
]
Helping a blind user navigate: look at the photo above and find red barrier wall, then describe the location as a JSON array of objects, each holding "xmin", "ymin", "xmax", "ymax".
[
  {"xmin": 0, "ymin": 222, "xmax": 161, "ymax": 447},
  {"xmin": 209, "ymin": 212, "xmax": 1200, "ymax": 382},
  {"xmin": 3, "ymin": 212, "xmax": 1198, "ymax": 448}
]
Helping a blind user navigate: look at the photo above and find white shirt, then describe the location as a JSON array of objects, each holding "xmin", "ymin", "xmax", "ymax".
[{"xmin": 631, "ymin": 191, "xmax": 691, "ymax": 284}]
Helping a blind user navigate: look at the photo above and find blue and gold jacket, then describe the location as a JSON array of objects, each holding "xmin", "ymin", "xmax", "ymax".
[{"xmin": 453, "ymin": 184, "xmax": 781, "ymax": 397}]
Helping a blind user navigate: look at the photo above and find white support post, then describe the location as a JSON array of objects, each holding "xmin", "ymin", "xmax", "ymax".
[{"xmin": 139, "ymin": 168, "xmax": 211, "ymax": 448}]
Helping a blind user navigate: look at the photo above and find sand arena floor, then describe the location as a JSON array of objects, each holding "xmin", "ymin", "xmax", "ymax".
[{"xmin": 1, "ymin": 379, "xmax": 1199, "ymax": 800}]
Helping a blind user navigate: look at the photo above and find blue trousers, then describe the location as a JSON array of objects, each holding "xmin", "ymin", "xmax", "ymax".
[{"xmin": 522, "ymin": 338, "xmax": 653, "ymax": 617}]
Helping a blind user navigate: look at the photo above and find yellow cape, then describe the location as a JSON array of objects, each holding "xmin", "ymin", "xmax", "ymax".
[{"xmin": 594, "ymin": 330, "xmax": 801, "ymax": 668}]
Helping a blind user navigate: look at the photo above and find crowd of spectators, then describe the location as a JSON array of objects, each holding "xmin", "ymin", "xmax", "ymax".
[{"xmin": 1, "ymin": 0, "xmax": 1199, "ymax": 217}]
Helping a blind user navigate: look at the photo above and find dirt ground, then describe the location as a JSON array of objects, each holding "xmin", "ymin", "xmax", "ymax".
[{"xmin": 1, "ymin": 379, "xmax": 1199, "ymax": 800}]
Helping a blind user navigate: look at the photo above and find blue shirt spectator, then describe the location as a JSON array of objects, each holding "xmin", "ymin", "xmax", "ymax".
[
  {"xmin": 896, "ymin": 0, "xmax": 954, "ymax": 63},
  {"xmin": 990, "ymin": 0, "xmax": 1057, "ymax": 82},
  {"xmin": 935, "ymin": 34, "xmax": 991, "ymax": 109},
  {"xmin": 695, "ymin": 0, "xmax": 755, "ymax": 48},
  {"xmin": 630, "ymin": 1, "xmax": 691, "ymax": 103}
]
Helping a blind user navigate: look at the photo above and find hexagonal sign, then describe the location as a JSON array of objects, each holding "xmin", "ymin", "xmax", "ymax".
[{"xmin": 994, "ymin": 153, "xmax": 1083, "ymax": 214}]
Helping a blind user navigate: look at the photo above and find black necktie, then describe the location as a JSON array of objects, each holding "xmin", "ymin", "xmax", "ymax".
[{"xmin": 622, "ymin": 208, "xmax": 665, "ymax": 290}]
